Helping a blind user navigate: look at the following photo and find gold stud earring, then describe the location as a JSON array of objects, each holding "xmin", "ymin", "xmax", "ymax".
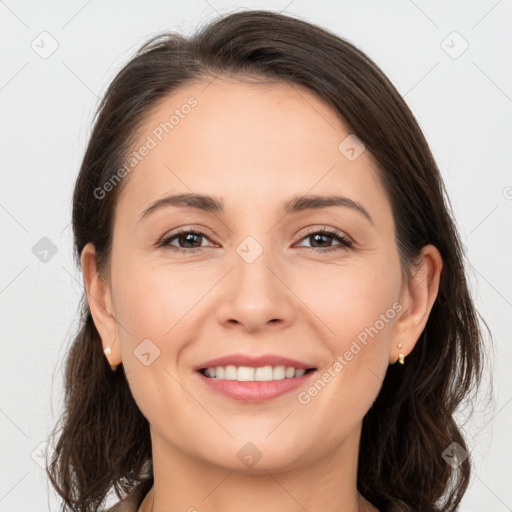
[{"xmin": 397, "ymin": 342, "xmax": 405, "ymax": 365}]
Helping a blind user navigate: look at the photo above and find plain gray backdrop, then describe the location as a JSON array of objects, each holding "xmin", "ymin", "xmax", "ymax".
[{"xmin": 1, "ymin": 0, "xmax": 511, "ymax": 510}]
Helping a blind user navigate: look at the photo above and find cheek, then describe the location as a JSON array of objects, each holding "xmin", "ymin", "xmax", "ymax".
[
  {"xmin": 112, "ymin": 256, "xmax": 210, "ymax": 336},
  {"xmin": 110, "ymin": 259, "xmax": 207, "ymax": 419},
  {"xmin": 297, "ymin": 255, "xmax": 401, "ymax": 409},
  {"xmin": 298, "ymin": 256, "xmax": 401, "ymax": 344}
]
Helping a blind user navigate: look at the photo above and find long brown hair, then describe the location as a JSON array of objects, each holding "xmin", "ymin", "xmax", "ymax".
[{"xmin": 47, "ymin": 9, "xmax": 489, "ymax": 511}]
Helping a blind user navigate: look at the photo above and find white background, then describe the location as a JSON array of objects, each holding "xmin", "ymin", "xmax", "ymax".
[{"xmin": 0, "ymin": 1, "xmax": 511, "ymax": 510}]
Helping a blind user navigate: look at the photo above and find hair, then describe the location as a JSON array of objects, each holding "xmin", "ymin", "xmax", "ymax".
[{"xmin": 46, "ymin": 8, "xmax": 490, "ymax": 512}]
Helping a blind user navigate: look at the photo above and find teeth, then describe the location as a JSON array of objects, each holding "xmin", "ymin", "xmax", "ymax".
[
  {"xmin": 285, "ymin": 366, "xmax": 295, "ymax": 378},
  {"xmin": 202, "ymin": 365, "xmax": 310, "ymax": 381},
  {"xmin": 225, "ymin": 365, "xmax": 238, "ymax": 380},
  {"xmin": 255, "ymin": 366, "xmax": 273, "ymax": 381}
]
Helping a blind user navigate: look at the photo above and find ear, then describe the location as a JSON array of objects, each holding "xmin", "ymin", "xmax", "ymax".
[
  {"xmin": 390, "ymin": 244, "xmax": 443, "ymax": 364},
  {"xmin": 80, "ymin": 242, "xmax": 122, "ymax": 368}
]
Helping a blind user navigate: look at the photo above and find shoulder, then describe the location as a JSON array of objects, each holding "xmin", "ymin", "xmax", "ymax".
[
  {"xmin": 104, "ymin": 501, "xmax": 136, "ymax": 512},
  {"xmin": 100, "ymin": 479, "xmax": 152, "ymax": 512},
  {"xmin": 101, "ymin": 495, "xmax": 138, "ymax": 512},
  {"xmin": 101, "ymin": 502, "xmax": 135, "ymax": 512}
]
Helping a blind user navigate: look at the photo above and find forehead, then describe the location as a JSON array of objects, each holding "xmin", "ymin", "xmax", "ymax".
[{"xmin": 116, "ymin": 77, "xmax": 388, "ymax": 221}]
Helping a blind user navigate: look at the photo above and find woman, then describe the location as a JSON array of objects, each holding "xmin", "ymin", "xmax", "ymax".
[{"xmin": 47, "ymin": 9, "xmax": 487, "ymax": 512}]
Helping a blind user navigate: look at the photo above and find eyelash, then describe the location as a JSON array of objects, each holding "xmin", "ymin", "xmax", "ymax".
[{"xmin": 157, "ymin": 227, "xmax": 354, "ymax": 254}]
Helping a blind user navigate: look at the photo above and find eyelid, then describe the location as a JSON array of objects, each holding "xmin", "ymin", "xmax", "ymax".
[
  {"xmin": 297, "ymin": 225, "xmax": 353, "ymax": 243},
  {"xmin": 157, "ymin": 226, "xmax": 214, "ymax": 250},
  {"xmin": 157, "ymin": 224, "xmax": 355, "ymax": 252},
  {"xmin": 293, "ymin": 226, "xmax": 354, "ymax": 250}
]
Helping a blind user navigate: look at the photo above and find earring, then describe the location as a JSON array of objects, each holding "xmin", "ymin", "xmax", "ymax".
[
  {"xmin": 104, "ymin": 342, "xmax": 119, "ymax": 371},
  {"xmin": 397, "ymin": 342, "xmax": 405, "ymax": 365}
]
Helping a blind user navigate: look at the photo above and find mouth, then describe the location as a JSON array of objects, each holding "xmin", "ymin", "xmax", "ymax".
[
  {"xmin": 195, "ymin": 365, "xmax": 318, "ymax": 403},
  {"xmin": 198, "ymin": 365, "xmax": 317, "ymax": 381}
]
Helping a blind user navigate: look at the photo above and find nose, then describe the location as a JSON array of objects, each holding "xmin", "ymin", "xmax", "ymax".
[{"xmin": 215, "ymin": 247, "xmax": 297, "ymax": 333}]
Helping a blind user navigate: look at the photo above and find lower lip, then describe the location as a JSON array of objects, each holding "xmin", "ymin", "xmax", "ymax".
[{"xmin": 196, "ymin": 370, "xmax": 317, "ymax": 403}]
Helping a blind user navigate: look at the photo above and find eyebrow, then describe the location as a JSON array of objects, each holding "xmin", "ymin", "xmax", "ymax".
[{"xmin": 139, "ymin": 193, "xmax": 373, "ymax": 225}]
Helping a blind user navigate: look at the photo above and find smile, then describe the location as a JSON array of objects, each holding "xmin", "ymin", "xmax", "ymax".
[
  {"xmin": 196, "ymin": 366, "xmax": 318, "ymax": 402},
  {"xmin": 200, "ymin": 364, "xmax": 315, "ymax": 381}
]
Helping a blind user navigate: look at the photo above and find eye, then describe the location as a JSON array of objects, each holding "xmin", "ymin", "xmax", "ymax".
[
  {"xmin": 294, "ymin": 227, "xmax": 354, "ymax": 252},
  {"xmin": 157, "ymin": 226, "xmax": 354, "ymax": 254},
  {"xmin": 158, "ymin": 228, "xmax": 214, "ymax": 253}
]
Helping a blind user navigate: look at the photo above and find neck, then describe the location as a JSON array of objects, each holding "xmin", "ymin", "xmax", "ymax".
[{"xmin": 140, "ymin": 423, "xmax": 377, "ymax": 512}]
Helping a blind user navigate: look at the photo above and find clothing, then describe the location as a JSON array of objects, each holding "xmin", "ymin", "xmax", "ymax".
[{"xmin": 102, "ymin": 479, "xmax": 151, "ymax": 512}]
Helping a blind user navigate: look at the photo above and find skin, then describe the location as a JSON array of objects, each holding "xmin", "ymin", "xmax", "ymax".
[{"xmin": 81, "ymin": 77, "xmax": 442, "ymax": 512}]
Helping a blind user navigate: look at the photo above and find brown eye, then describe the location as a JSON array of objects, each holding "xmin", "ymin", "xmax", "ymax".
[
  {"xmin": 158, "ymin": 229, "xmax": 212, "ymax": 253},
  {"xmin": 296, "ymin": 228, "xmax": 353, "ymax": 251}
]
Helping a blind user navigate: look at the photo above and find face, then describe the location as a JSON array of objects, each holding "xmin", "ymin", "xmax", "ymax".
[{"xmin": 101, "ymin": 77, "xmax": 409, "ymax": 472}]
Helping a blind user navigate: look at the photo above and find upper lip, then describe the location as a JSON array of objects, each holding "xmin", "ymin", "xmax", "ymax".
[{"xmin": 194, "ymin": 354, "xmax": 317, "ymax": 371}]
